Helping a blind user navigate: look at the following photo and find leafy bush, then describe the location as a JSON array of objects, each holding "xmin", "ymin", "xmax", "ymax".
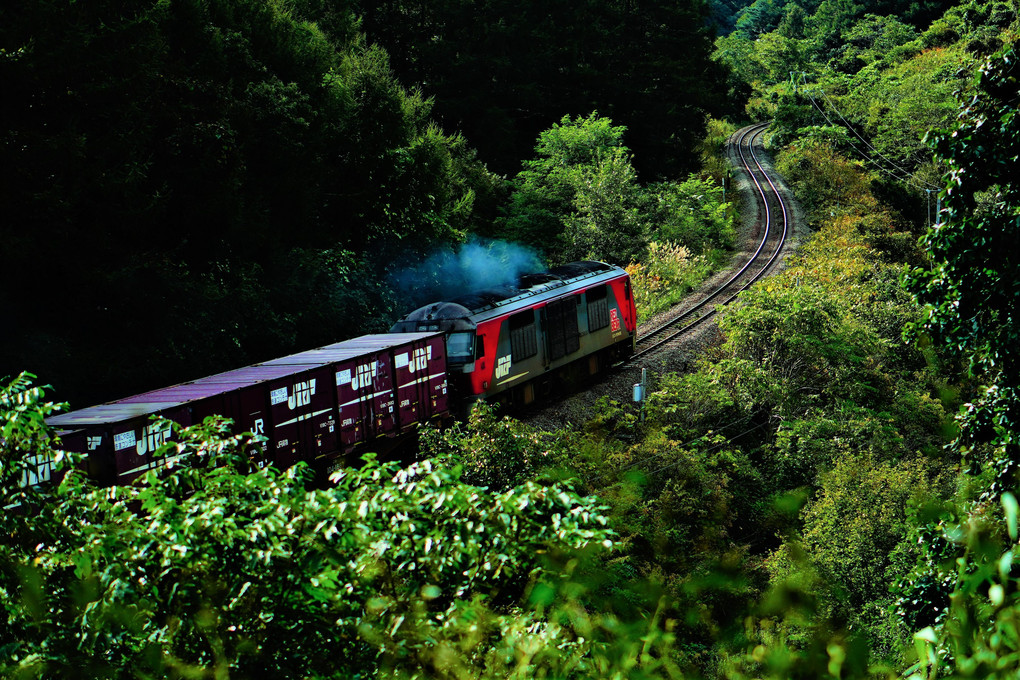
[
  {"xmin": 774, "ymin": 453, "xmax": 946, "ymax": 654},
  {"xmin": 627, "ymin": 242, "xmax": 713, "ymax": 322},
  {"xmin": 501, "ymin": 113, "xmax": 736, "ymax": 272},
  {"xmin": 645, "ymin": 176, "xmax": 736, "ymax": 255},
  {"xmin": 420, "ymin": 400, "xmax": 552, "ymax": 491}
]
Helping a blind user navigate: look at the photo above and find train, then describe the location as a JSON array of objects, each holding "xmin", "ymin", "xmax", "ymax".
[{"xmin": 42, "ymin": 261, "xmax": 637, "ymax": 487}]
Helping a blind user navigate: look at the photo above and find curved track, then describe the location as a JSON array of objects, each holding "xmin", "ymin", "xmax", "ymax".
[{"xmin": 630, "ymin": 122, "xmax": 790, "ymax": 360}]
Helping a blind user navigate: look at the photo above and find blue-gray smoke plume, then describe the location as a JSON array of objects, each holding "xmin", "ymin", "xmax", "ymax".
[{"xmin": 392, "ymin": 238, "xmax": 546, "ymax": 308}]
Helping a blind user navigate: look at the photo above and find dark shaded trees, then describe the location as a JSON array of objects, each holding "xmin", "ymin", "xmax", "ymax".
[{"xmin": 354, "ymin": 0, "xmax": 729, "ymax": 179}]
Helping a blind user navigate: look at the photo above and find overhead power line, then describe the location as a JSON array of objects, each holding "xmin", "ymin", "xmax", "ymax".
[{"xmin": 793, "ymin": 71, "xmax": 941, "ymax": 191}]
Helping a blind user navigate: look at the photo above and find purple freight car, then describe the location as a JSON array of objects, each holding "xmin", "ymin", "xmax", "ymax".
[{"xmin": 46, "ymin": 333, "xmax": 449, "ymax": 486}]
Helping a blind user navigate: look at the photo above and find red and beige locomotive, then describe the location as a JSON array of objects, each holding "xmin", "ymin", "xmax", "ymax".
[
  {"xmin": 390, "ymin": 260, "xmax": 636, "ymax": 407},
  {"xmin": 43, "ymin": 261, "xmax": 636, "ymax": 486}
]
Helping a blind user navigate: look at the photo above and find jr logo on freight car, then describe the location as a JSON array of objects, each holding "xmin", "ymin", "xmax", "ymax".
[
  {"xmin": 135, "ymin": 421, "xmax": 172, "ymax": 456},
  {"xmin": 352, "ymin": 362, "xmax": 378, "ymax": 390},
  {"xmin": 288, "ymin": 379, "xmax": 316, "ymax": 409},
  {"xmin": 408, "ymin": 346, "xmax": 432, "ymax": 372}
]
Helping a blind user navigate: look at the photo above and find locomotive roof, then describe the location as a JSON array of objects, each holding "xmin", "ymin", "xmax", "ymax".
[
  {"xmin": 394, "ymin": 261, "xmax": 624, "ymax": 328},
  {"xmin": 47, "ymin": 332, "xmax": 442, "ymax": 428}
]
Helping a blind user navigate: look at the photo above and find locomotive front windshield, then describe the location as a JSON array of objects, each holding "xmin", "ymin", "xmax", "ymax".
[{"xmin": 446, "ymin": 332, "xmax": 475, "ymax": 363}]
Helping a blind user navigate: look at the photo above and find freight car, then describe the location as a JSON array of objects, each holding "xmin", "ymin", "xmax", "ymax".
[
  {"xmin": 42, "ymin": 261, "xmax": 635, "ymax": 486},
  {"xmin": 46, "ymin": 333, "xmax": 449, "ymax": 486},
  {"xmin": 389, "ymin": 260, "xmax": 637, "ymax": 408}
]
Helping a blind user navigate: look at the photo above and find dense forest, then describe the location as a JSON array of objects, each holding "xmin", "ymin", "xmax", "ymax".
[{"xmin": 3, "ymin": 0, "xmax": 1020, "ymax": 677}]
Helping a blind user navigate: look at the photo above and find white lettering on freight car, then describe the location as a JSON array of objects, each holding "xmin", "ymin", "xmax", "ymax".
[
  {"xmin": 287, "ymin": 379, "xmax": 317, "ymax": 409},
  {"xmin": 135, "ymin": 421, "xmax": 172, "ymax": 456},
  {"xmin": 114, "ymin": 430, "xmax": 136, "ymax": 451},
  {"xmin": 19, "ymin": 454, "xmax": 52, "ymax": 488},
  {"xmin": 408, "ymin": 346, "xmax": 432, "ymax": 373},
  {"xmin": 351, "ymin": 362, "xmax": 378, "ymax": 390}
]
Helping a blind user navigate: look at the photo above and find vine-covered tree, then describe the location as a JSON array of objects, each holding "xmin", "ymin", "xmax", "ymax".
[{"xmin": 908, "ymin": 42, "xmax": 1020, "ymax": 484}]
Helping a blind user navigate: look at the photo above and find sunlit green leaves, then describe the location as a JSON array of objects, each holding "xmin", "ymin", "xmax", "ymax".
[{"xmin": 0, "ymin": 388, "xmax": 624, "ymax": 677}]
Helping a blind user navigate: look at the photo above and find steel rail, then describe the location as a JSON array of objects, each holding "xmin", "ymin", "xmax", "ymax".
[{"xmin": 629, "ymin": 122, "xmax": 789, "ymax": 360}]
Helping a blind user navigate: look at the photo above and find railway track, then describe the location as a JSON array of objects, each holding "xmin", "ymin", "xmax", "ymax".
[{"xmin": 629, "ymin": 122, "xmax": 790, "ymax": 361}]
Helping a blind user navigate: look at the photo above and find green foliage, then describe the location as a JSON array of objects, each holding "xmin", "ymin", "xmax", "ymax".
[
  {"xmin": 3, "ymin": 375, "xmax": 708, "ymax": 679},
  {"xmin": 907, "ymin": 42, "xmax": 1020, "ymax": 486},
  {"xmin": 0, "ymin": 373, "xmax": 70, "ymax": 497},
  {"xmin": 718, "ymin": 282, "xmax": 882, "ymax": 417},
  {"xmin": 835, "ymin": 14, "xmax": 920, "ymax": 68},
  {"xmin": 562, "ymin": 148, "xmax": 647, "ymax": 264},
  {"xmin": 784, "ymin": 454, "xmax": 945, "ymax": 651},
  {"xmin": 893, "ymin": 42, "xmax": 1020, "ymax": 680},
  {"xmin": 713, "ymin": 0, "xmax": 1006, "ymax": 198},
  {"xmin": 841, "ymin": 47, "xmax": 969, "ymax": 169},
  {"xmin": 556, "ymin": 115, "xmax": 959, "ymax": 673},
  {"xmin": 896, "ymin": 491, "xmax": 1020, "ymax": 679},
  {"xmin": 501, "ymin": 113, "xmax": 736, "ymax": 271},
  {"xmin": 774, "ymin": 139, "xmax": 874, "ymax": 219},
  {"xmin": 699, "ymin": 118, "xmax": 741, "ymax": 181},
  {"xmin": 502, "ymin": 113, "xmax": 645, "ymax": 264},
  {"xmin": 646, "ymin": 176, "xmax": 736, "ymax": 254},
  {"xmin": 420, "ymin": 401, "xmax": 551, "ymax": 491},
  {"xmin": 627, "ymin": 243, "xmax": 714, "ymax": 323}
]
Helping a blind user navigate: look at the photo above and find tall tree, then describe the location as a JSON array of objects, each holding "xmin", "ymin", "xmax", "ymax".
[{"xmin": 502, "ymin": 113, "xmax": 646, "ymax": 264}]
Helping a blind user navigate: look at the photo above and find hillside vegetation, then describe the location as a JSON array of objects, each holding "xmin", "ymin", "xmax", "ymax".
[{"xmin": 3, "ymin": 0, "xmax": 1020, "ymax": 677}]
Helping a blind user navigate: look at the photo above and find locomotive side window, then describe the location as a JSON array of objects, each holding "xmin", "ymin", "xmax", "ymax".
[
  {"xmin": 587, "ymin": 285, "xmax": 610, "ymax": 331},
  {"xmin": 509, "ymin": 311, "xmax": 538, "ymax": 362}
]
